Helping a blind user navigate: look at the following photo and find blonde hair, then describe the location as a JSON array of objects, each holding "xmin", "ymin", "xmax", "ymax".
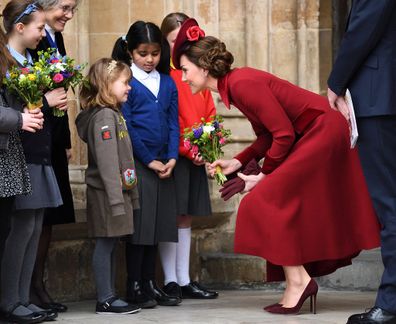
[{"xmin": 80, "ymin": 58, "xmax": 132, "ymax": 110}]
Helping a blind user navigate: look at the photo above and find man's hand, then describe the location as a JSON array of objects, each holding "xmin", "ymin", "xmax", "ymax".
[{"xmin": 327, "ymin": 87, "xmax": 350, "ymax": 122}]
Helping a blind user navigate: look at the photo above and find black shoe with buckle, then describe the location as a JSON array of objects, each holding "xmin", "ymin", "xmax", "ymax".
[
  {"xmin": 1, "ymin": 303, "xmax": 47, "ymax": 324},
  {"xmin": 347, "ymin": 307, "xmax": 396, "ymax": 324},
  {"xmin": 24, "ymin": 303, "xmax": 57, "ymax": 322},
  {"xmin": 142, "ymin": 280, "xmax": 181, "ymax": 306},
  {"xmin": 181, "ymin": 281, "xmax": 219, "ymax": 299},
  {"xmin": 95, "ymin": 296, "xmax": 141, "ymax": 315},
  {"xmin": 162, "ymin": 282, "xmax": 182, "ymax": 299}
]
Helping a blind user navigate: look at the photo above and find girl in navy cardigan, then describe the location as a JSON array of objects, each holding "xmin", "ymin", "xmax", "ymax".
[{"xmin": 112, "ymin": 21, "xmax": 181, "ymax": 308}]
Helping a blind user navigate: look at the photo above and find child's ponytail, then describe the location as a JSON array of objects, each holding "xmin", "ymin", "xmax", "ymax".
[{"xmin": 111, "ymin": 36, "xmax": 131, "ymax": 66}]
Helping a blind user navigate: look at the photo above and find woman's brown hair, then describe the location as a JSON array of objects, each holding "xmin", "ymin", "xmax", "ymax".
[
  {"xmin": 160, "ymin": 12, "xmax": 189, "ymax": 37},
  {"xmin": 2, "ymin": 0, "xmax": 43, "ymax": 34},
  {"xmin": 79, "ymin": 58, "xmax": 132, "ymax": 110},
  {"xmin": 183, "ymin": 36, "xmax": 234, "ymax": 78}
]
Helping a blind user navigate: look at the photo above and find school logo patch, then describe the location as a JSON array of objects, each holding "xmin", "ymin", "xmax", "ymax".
[
  {"xmin": 101, "ymin": 130, "xmax": 112, "ymax": 140},
  {"xmin": 123, "ymin": 168, "xmax": 137, "ymax": 187}
]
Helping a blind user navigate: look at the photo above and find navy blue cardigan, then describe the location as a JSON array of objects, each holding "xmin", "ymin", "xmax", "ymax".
[{"xmin": 122, "ymin": 74, "xmax": 179, "ymax": 165}]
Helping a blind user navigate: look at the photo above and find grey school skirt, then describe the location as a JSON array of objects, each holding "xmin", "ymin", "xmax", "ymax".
[
  {"xmin": 128, "ymin": 159, "xmax": 178, "ymax": 245},
  {"xmin": 173, "ymin": 156, "xmax": 212, "ymax": 216},
  {"xmin": 14, "ymin": 164, "xmax": 63, "ymax": 210}
]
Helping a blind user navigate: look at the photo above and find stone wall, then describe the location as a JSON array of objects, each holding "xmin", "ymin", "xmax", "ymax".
[{"xmin": 0, "ymin": 0, "xmax": 334, "ymax": 300}]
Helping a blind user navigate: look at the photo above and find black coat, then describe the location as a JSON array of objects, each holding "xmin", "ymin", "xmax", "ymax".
[{"xmin": 30, "ymin": 32, "xmax": 75, "ymax": 224}]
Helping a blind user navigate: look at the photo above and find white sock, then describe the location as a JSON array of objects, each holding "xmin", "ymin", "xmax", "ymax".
[
  {"xmin": 176, "ymin": 227, "xmax": 191, "ymax": 286},
  {"xmin": 159, "ymin": 242, "xmax": 177, "ymax": 285}
]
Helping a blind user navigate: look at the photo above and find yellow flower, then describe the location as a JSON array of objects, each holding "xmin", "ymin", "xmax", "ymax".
[{"xmin": 28, "ymin": 74, "xmax": 36, "ymax": 81}]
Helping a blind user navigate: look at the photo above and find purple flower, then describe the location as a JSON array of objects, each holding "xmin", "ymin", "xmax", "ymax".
[
  {"xmin": 213, "ymin": 121, "xmax": 220, "ymax": 129},
  {"xmin": 193, "ymin": 127, "xmax": 203, "ymax": 139},
  {"xmin": 61, "ymin": 71, "xmax": 72, "ymax": 78}
]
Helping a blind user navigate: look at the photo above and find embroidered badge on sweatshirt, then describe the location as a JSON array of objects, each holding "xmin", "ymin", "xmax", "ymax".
[
  {"xmin": 118, "ymin": 114, "xmax": 129, "ymax": 139},
  {"xmin": 123, "ymin": 168, "xmax": 137, "ymax": 188},
  {"xmin": 101, "ymin": 125, "xmax": 112, "ymax": 140}
]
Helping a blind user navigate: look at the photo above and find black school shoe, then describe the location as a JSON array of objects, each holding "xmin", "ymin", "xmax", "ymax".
[
  {"xmin": 162, "ymin": 282, "xmax": 182, "ymax": 299},
  {"xmin": 24, "ymin": 303, "xmax": 57, "ymax": 322},
  {"xmin": 181, "ymin": 281, "xmax": 219, "ymax": 299},
  {"xmin": 0, "ymin": 303, "xmax": 47, "ymax": 324},
  {"xmin": 95, "ymin": 296, "xmax": 141, "ymax": 315},
  {"xmin": 126, "ymin": 280, "xmax": 157, "ymax": 309},
  {"xmin": 39, "ymin": 302, "xmax": 67, "ymax": 313},
  {"xmin": 141, "ymin": 280, "xmax": 181, "ymax": 306}
]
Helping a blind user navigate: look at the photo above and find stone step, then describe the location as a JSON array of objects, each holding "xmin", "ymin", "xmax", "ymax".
[
  {"xmin": 198, "ymin": 249, "xmax": 383, "ymax": 291},
  {"xmin": 318, "ymin": 249, "xmax": 383, "ymax": 291},
  {"xmin": 199, "ymin": 252, "xmax": 266, "ymax": 289}
]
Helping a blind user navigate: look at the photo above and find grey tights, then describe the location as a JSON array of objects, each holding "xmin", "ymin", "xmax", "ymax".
[
  {"xmin": 92, "ymin": 237, "xmax": 118, "ymax": 303},
  {"xmin": 0, "ymin": 209, "xmax": 44, "ymax": 312}
]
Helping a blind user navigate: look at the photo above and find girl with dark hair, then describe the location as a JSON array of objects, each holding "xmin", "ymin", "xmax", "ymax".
[
  {"xmin": 158, "ymin": 12, "xmax": 218, "ymax": 300},
  {"xmin": 28, "ymin": 0, "xmax": 80, "ymax": 314},
  {"xmin": 0, "ymin": 0, "xmax": 67, "ymax": 322},
  {"xmin": 112, "ymin": 21, "xmax": 181, "ymax": 308},
  {"xmin": 76, "ymin": 58, "xmax": 140, "ymax": 315},
  {"xmin": 173, "ymin": 19, "xmax": 380, "ymax": 315}
]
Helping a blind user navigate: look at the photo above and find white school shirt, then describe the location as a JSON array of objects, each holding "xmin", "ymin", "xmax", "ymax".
[
  {"xmin": 6, "ymin": 45, "xmax": 33, "ymax": 66},
  {"xmin": 131, "ymin": 63, "xmax": 160, "ymax": 98}
]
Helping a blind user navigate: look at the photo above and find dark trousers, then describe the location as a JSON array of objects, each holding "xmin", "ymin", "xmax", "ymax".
[
  {"xmin": 0, "ymin": 197, "xmax": 13, "ymax": 282},
  {"xmin": 357, "ymin": 116, "xmax": 396, "ymax": 313},
  {"xmin": 125, "ymin": 243, "xmax": 157, "ymax": 282}
]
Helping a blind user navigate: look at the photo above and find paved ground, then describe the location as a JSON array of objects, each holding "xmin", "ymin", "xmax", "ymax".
[{"xmin": 44, "ymin": 289, "xmax": 376, "ymax": 324}]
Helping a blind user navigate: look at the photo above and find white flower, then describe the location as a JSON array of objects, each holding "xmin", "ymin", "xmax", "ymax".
[
  {"xmin": 19, "ymin": 74, "xmax": 26, "ymax": 81},
  {"xmin": 55, "ymin": 63, "xmax": 66, "ymax": 71},
  {"xmin": 203, "ymin": 125, "xmax": 215, "ymax": 133}
]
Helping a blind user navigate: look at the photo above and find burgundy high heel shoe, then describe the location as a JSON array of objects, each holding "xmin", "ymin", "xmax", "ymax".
[
  {"xmin": 266, "ymin": 279, "xmax": 318, "ymax": 315},
  {"xmin": 263, "ymin": 303, "xmax": 282, "ymax": 311}
]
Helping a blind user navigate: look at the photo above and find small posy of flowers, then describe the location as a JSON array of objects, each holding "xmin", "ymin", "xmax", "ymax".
[
  {"xmin": 3, "ymin": 64, "xmax": 52, "ymax": 111},
  {"xmin": 183, "ymin": 115, "xmax": 231, "ymax": 185},
  {"xmin": 35, "ymin": 48, "xmax": 87, "ymax": 116}
]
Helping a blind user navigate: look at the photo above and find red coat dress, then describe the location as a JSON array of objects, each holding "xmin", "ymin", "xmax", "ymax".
[{"xmin": 218, "ymin": 67, "xmax": 380, "ymax": 282}]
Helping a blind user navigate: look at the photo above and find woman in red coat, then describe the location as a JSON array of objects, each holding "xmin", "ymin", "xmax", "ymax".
[{"xmin": 172, "ymin": 19, "xmax": 381, "ymax": 315}]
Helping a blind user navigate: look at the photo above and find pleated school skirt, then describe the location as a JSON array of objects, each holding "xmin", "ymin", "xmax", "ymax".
[
  {"xmin": 128, "ymin": 159, "xmax": 178, "ymax": 245},
  {"xmin": 173, "ymin": 156, "xmax": 212, "ymax": 217}
]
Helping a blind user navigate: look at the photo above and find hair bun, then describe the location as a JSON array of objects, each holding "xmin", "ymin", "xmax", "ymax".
[{"xmin": 197, "ymin": 37, "xmax": 234, "ymax": 78}]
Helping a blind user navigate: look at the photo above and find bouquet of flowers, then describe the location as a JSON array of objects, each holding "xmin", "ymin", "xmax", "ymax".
[
  {"xmin": 35, "ymin": 48, "xmax": 86, "ymax": 116},
  {"xmin": 183, "ymin": 115, "xmax": 231, "ymax": 185},
  {"xmin": 3, "ymin": 64, "xmax": 52, "ymax": 110}
]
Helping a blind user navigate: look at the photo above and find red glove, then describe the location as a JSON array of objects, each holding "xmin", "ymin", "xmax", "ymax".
[{"xmin": 219, "ymin": 159, "xmax": 261, "ymax": 201}]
